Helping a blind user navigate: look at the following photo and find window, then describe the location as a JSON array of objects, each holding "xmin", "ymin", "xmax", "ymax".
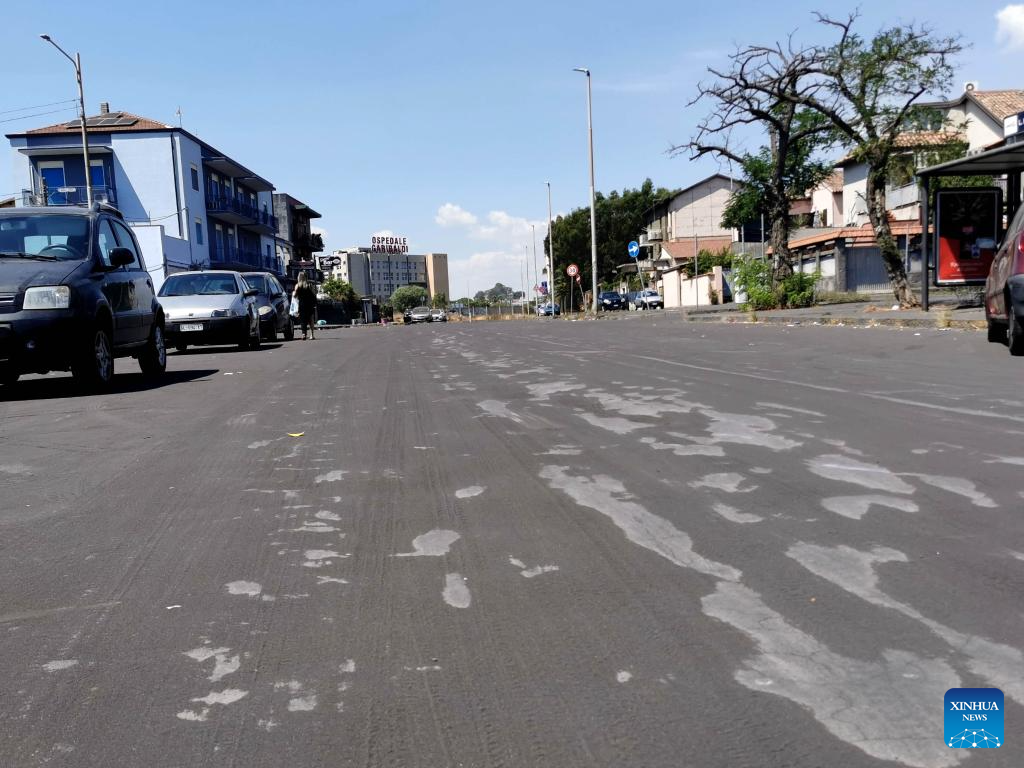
[
  {"xmin": 90, "ymin": 160, "xmax": 106, "ymax": 188},
  {"xmin": 110, "ymin": 220, "xmax": 141, "ymax": 268},
  {"xmin": 190, "ymin": 165, "xmax": 199, "ymax": 191},
  {"xmin": 195, "ymin": 220, "xmax": 204, "ymax": 246}
]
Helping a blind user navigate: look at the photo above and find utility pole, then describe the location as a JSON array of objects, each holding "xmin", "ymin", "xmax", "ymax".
[{"xmin": 531, "ymin": 224, "xmax": 540, "ymax": 315}]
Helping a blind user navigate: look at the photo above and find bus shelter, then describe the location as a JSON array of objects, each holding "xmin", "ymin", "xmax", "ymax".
[{"xmin": 916, "ymin": 140, "xmax": 1024, "ymax": 310}]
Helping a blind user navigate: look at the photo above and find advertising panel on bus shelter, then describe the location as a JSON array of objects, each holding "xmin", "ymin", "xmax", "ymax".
[{"xmin": 935, "ymin": 187, "xmax": 1002, "ymax": 286}]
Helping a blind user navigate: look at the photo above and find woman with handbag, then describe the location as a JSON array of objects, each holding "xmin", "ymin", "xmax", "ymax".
[{"xmin": 294, "ymin": 272, "xmax": 317, "ymax": 340}]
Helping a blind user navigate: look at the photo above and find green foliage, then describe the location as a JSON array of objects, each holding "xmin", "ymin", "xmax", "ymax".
[
  {"xmin": 320, "ymin": 277, "xmax": 356, "ymax": 304},
  {"xmin": 544, "ymin": 179, "xmax": 675, "ymax": 306},
  {"xmin": 431, "ymin": 292, "xmax": 448, "ymax": 309},
  {"xmin": 682, "ymin": 246, "xmax": 734, "ymax": 278},
  {"xmin": 780, "ymin": 271, "xmax": 819, "ymax": 309},
  {"xmin": 721, "ymin": 113, "xmax": 835, "ymax": 232},
  {"xmin": 390, "ymin": 285, "xmax": 429, "ymax": 312},
  {"xmin": 732, "ymin": 258, "xmax": 779, "ymax": 310}
]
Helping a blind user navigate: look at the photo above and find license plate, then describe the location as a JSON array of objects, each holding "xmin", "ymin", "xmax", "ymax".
[{"xmin": 180, "ymin": 323, "xmax": 204, "ymax": 332}]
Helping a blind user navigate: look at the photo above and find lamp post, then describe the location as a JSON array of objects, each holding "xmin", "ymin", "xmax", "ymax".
[
  {"xmin": 573, "ymin": 67, "xmax": 598, "ymax": 314},
  {"xmin": 546, "ymin": 182, "xmax": 556, "ymax": 317},
  {"xmin": 531, "ymin": 223, "xmax": 540, "ymax": 315},
  {"xmin": 40, "ymin": 34, "xmax": 92, "ymax": 208}
]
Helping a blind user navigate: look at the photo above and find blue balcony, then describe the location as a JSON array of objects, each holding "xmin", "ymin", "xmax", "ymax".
[
  {"xmin": 23, "ymin": 185, "xmax": 118, "ymax": 208},
  {"xmin": 209, "ymin": 240, "xmax": 264, "ymax": 269},
  {"xmin": 205, "ymin": 185, "xmax": 278, "ymax": 235}
]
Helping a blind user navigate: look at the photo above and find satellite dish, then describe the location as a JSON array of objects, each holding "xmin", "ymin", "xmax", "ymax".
[{"xmin": 964, "ymin": 81, "xmax": 978, "ymax": 93}]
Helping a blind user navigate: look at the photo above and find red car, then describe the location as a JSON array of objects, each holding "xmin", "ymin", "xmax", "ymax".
[{"xmin": 984, "ymin": 204, "xmax": 1024, "ymax": 355}]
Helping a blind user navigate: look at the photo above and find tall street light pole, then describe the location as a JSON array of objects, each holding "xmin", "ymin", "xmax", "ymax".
[
  {"xmin": 40, "ymin": 34, "xmax": 92, "ymax": 208},
  {"xmin": 546, "ymin": 182, "xmax": 556, "ymax": 317},
  {"xmin": 531, "ymin": 223, "xmax": 539, "ymax": 314},
  {"xmin": 573, "ymin": 67, "xmax": 598, "ymax": 314}
]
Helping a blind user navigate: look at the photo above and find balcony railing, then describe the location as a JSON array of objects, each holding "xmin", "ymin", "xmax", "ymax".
[
  {"xmin": 23, "ymin": 185, "xmax": 118, "ymax": 207},
  {"xmin": 205, "ymin": 186, "xmax": 278, "ymax": 233},
  {"xmin": 209, "ymin": 241, "xmax": 265, "ymax": 268}
]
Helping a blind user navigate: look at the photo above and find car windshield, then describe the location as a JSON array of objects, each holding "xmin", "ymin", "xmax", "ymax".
[
  {"xmin": 642, "ymin": 290, "xmax": 659, "ymax": 297},
  {"xmin": 159, "ymin": 274, "xmax": 239, "ymax": 297},
  {"xmin": 243, "ymin": 275, "xmax": 270, "ymax": 295},
  {"xmin": 0, "ymin": 215, "xmax": 91, "ymax": 261},
  {"xmin": 601, "ymin": 292, "xmax": 621, "ymax": 298}
]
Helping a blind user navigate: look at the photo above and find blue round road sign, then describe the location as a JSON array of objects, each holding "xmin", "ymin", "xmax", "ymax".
[{"xmin": 628, "ymin": 241, "xmax": 640, "ymax": 259}]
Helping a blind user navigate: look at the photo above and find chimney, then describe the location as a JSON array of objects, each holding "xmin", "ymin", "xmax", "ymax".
[{"xmin": 99, "ymin": 102, "xmax": 110, "ymax": 115}]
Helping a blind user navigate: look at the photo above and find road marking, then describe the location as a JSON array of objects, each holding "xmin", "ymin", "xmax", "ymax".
[
  {"xmin": 395, "ymin": 530, "xmax": 460, "ymax": 557},
  {"xmin": 629, "ymin": 354, "xmax": 1024, "ymax": 424},
  {"xmin": 442, "ymin": 573, "xmax": 472, "ymax": 609}
]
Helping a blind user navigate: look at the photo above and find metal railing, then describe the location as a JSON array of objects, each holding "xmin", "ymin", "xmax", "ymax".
[
  {"xmin": 205, "ymin": 186, "xmax": 278, "ymax": 232},
  {"xmin": 23, "ymin": 185, "xmax": 117, "ymax": 207}
]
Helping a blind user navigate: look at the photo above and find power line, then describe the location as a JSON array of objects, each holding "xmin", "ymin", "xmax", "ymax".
[
  {"xmin": 0, "ymin": 107, "xmax": 77, "ymax": 125},
  {"xmin": 0, "ymin": 98, "xmax": 77, "ymax": 117}
]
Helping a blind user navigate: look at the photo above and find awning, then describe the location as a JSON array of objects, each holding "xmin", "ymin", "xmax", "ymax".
[
  {"xmin": 18, "ymin": 145, "xmax": 113, "ymax": 156},
  {"xmin": 916, "ymin": 140, "xmax": 1024, "ymax": 177},
  {"xmin": 203, "ymin": 156, "xmax": 274, "ymax": 191}
]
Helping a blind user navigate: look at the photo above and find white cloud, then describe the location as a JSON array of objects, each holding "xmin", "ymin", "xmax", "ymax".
[
  {"xmin": 370, "ymin": 229, "xmax": 394, "ymax": 238},
  {"xmin": 435, "ymin": 203, "xmax": 477, "ymax": 227},
  {"xmin": 997, "ymin": 4, "xmax": 1024, "ymax": 49}
]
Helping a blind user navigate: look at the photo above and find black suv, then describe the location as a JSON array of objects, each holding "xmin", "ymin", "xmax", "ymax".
[
  {"xmin": 0, "ymin": 205, "xmax": 166, "ymax": 389},
  {"xmin": 598, "ymin": 291, "xmax": 625, "ymax": 311}
]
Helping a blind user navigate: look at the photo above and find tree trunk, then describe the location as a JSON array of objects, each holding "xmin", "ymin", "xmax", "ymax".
[
  {"xmin": 768, "ymin": 197, "xmax": 794, "ymax": 284},
  {"xmin": 866, "ymin": 168, "xmax": 919, "ymax": 308}
]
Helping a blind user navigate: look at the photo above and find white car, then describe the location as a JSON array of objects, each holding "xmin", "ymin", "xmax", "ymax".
[
  {"xmin": 158, "ymin": 271, "xmax": 261, "ymax": 351},
  {"xmin": 430, "ymin": 308, "xmax": 447, "ymax": 322},
  {"xmin": 629, "ymin": 290, "xmax": 664, "ymax": 310}
]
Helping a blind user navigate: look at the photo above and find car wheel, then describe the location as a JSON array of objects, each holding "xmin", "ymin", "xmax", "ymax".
[
  {"xmin": 249, "ymin": 316, "xmax": 262, "ymax": 350},
  {"xmin": 139, "ymin": 323, "xmax": 167, "ymax": 377},
  {"xmin": 263, "ymin": 319, "xmax": 277, "ymax": 342},
  {"xmin": 284, "ymin": 319, "xmax": 295, "ymax": 341},
  {"xmin": 1009, "ymin": 313, "xmax": 1024, "ymax": 356},
  {"xmin": 72, "ymin": 324, "xmax": 114, "ymax": 390},
  {"xmin": 987, "ymin": 318, "xmax": 1006, "ymax": 344}
]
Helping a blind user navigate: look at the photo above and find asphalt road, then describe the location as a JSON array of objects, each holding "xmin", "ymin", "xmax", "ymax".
[{"xmin": 1, "ymin": 315, "xmax": 1022, "ymax": 767}]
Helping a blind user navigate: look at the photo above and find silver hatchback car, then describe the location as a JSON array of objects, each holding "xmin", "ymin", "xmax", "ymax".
[{"xmin": 158, "ymin": 270, "xmax": 261, "ymax": 351}]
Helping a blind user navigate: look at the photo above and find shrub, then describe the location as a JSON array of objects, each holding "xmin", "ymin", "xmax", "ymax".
[
  {"xmin": 732, "ymin": 258, "xmax": 779, "ymax": 310},
  {"xmin": 780, "ymin": 271, "xmax": 819, "ymax": 309}
]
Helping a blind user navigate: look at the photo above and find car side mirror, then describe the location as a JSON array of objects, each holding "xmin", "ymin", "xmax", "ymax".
[
  {"xmin": 243, "ymin": 288, "xmax": 259, "ymax": 298},
  {"xmin": 109, "ymin": 248, "xmax": 134, "ymax": 268},
  {"xmin": 272, "ymin": 291, "xmax": 283, "ymax": 299}
]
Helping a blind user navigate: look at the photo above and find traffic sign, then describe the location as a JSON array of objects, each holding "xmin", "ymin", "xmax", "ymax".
[
  {"xmin": 628, "ymin": 241, "xmax": 640, "ymax": 259},
  {"xmin": 566, "ymin": 263, "xmax": 579, "ymax": 277}
]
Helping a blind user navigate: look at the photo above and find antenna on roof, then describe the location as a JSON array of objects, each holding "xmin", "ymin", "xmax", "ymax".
[{"xmin": 175, "ymin": 106, "xmax": 182, "ymax": 127}]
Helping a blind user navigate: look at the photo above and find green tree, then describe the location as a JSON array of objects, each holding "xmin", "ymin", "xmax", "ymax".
[
  {"xmin": 684, "ymin": 43, "xmax": 835, "ymax": 280},
  {"xmin": 788, "ymin": 13, "xmax": 964, "ymax": 307},
  {"xmin": 390, "ymin": 285, "xmax": 429, "ymax": 313},
  {"xmin": 543, "ymin": 179, "xmax": 674, "ymax": 308},
  {"xmin": 431, "ymin": 292, "xmax": 448, "ymax": 309},
  {"xmin": 320, "ymin": 277, "xmax": 356, "ymax": 304}
]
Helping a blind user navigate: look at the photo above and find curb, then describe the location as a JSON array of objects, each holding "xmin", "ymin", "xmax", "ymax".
[{"xmin": 682, "ymin": 313, "xmax": 985, "ymax": 331}]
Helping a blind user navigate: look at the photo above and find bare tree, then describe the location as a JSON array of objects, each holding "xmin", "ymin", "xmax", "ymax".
[
  {"xmin": 679, "ymin": 40, "xmax": 834, "ymax": 279},
  {"xmin": 782, "ymin": 13, "xmax": 965, "ymax": 307}
]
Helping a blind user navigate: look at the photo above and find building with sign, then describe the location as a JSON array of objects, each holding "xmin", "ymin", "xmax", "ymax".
[{"xmin": 330, "ymin": 244, "xmax": 449, "ymax": 303}]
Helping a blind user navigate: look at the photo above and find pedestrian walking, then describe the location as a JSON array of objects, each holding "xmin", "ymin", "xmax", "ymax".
[{"xmin": 295, "ymin": 272, "xmax": 317, "ymax": 340}]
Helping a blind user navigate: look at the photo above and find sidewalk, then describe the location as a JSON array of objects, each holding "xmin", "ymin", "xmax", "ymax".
[{"xmin": 681, "ymin": 300, "xmax": 986, "ymax": 330}]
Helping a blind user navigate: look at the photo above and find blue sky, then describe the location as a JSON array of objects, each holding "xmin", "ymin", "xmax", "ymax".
[{"xmin": 2, "ymin": 1, "xmax": 1022, "ymax": 296}]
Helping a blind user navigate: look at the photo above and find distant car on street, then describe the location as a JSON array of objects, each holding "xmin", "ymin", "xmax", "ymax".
[
  {"xmin": 430, "ymin": 308, "xmax": 447, "ymax": 322},
  {"xmin": 536, "ymin": 302, "xmax": 561, "ymax": 316},
  {"xmin": 242, "ymin": 271, "xmax": 295, "ymax": 341},
  {"xmin": 598, "ymin": 291, "xmax": 625, "ymax": 311},
  {"xmin": 408, "ymin": 305, "xmax": 432, "ymax": 323},
  {"xmin": 159, "ymin": 271, "xmax": 261, "ymax": 352},
  {"xmin": 985, "ymin": 203, "xmax": 1024, "ymax": 354},
  {"xmin": 627, "ymin": 289, "xmax": 664, "ymax": 310}
]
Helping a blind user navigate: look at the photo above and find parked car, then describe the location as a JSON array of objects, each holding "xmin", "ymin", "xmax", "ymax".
[
  {"xmin": 536, "ymin": 302, "xmax": 561, "ymax": 316},
  {"xmin": 598, "ymin": 291, "xmax": 625, "ymax": 311},
  {"xmin": 159, "ymin": 271, "xmax": 261, "ymax": 352},
  {"xmin": 402, "ymin": 308, "xmax": 413, "ymax": 324},
  {"xmin": 0, "ymin": 205, "xmax": 166, "ymax": 390},
  {"xmin": 985, "ymin": 203, "xmax": 1024, "ymax": 354},
  {"xmin": 430, "ymin": 308, "xmax": 447, "ymax": 322},
  {"xmin": 627, "ymin": 289, "xmax": 664, "ymax": 310},
  {"xmin": 242, "ymin": 271, "xmax": 294, "ymax": 341},
  {"xmin": 408, "ymin": 305, "xmax": 432, "ymax": 323}
]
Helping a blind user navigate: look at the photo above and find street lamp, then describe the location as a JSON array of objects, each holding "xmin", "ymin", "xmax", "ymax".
[
  {"xmin": 40, "ymin": 34, "xmax": 92, "ymax": 208},
  {"xmin": 546, "ymin": 181, "xmax": 555, "ymax": 317},
  {"xmin": 573, "ymin": 67, "xmax": 598, "ymax": 314}
]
